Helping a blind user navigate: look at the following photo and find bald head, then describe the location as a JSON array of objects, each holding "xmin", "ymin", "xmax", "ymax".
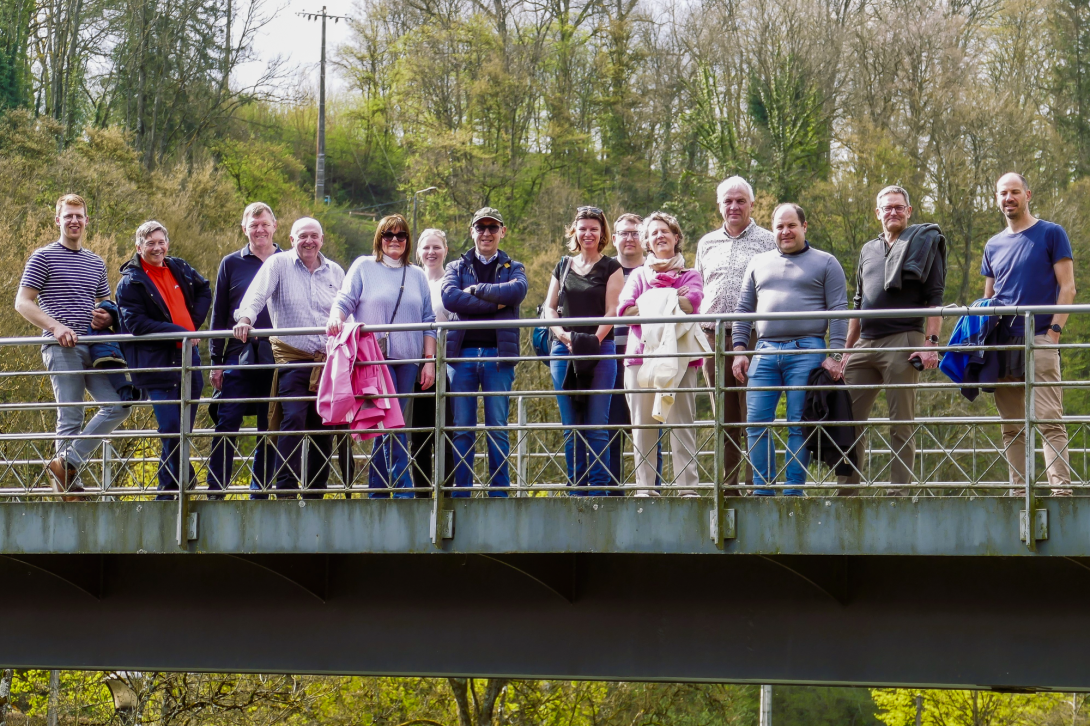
[
  {"xmin": 997, "ymin": 172, "xmax": 1030, "ymax": 192},
  {"xmin": 996, "ymin": 173, "xmax": 1033, "ymax": 226},
  {"xmin": 290, "ymin": 217, "xmax": 325, "ymax": 270},
  {"xmin": 291, "ymin": 217, "xmax": 322, "ymax": 237}
]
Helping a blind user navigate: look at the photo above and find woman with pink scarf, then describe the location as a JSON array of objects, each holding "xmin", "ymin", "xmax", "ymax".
[{"xmin": 616, "ymin": 211, "xmax": 705, "ymax": 496}]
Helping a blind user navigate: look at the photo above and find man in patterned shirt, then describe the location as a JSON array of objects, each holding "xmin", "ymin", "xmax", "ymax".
[
  {"xmin": 15, "ymin": 193, "xmax": 130, "ymax": 500},
  {"xmin": 695, "ymin": 176, "xmax": 776, "ymax": 493}
]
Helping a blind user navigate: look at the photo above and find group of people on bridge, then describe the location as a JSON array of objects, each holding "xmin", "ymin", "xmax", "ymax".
[{"xmin": 13, "ymin": 171, "xmax": 1076, "ymax": 500}]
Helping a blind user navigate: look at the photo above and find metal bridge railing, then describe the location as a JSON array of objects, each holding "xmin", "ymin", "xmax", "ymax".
[{"xmin": 0, "ymin": 304, "xmax": 1087, "ymax": 545}]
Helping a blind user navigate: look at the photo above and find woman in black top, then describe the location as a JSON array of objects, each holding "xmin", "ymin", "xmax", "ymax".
[{"xmin": 542, "ymin": 206, "xmax": 626, "ymax": 495}]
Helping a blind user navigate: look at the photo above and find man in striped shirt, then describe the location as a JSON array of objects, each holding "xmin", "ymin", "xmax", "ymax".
[{"xmin": 15, "ymin": 193, "xmax": 130, "ymax": 500}]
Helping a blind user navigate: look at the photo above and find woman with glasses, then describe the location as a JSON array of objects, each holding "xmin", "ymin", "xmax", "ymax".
[
  {"xmin": 327, "ymin": 214, "xmax": 437, "ymax": 498},
  {"xmin": 542, "ymin": 206, "xmax": 625, "ymax": 495},
  {"xmin": 617, "ymin": 212, "xmax": 705, "ymax": 497}
]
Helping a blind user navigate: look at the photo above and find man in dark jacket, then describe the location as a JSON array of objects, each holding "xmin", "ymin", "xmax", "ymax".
[
  {"xmin": 206, "ymin": 202, "xmax": 281, "ymax": 499},
  {"xmin": 441, "ymin": 207, "xmax": 528, "ymax": 497},
  {"xmin": 116, "ymin": 220, "xmax": 212, "ymax": 500}
]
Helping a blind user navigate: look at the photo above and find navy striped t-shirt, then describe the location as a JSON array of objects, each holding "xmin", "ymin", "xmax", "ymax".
[{"xmin": 20, "ymin": 241, "xmax": 110, "ymax": 336}]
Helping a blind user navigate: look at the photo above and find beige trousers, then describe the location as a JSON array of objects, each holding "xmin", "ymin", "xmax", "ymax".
[
  {"xmin": 625, "ymin": 365, "xmax": 699, "ymax": 492},
  {"xmin": 839, "ymin": 331, "xmax": 921, "ymax": 493},
  {"xmin": 992, "ymin": 335, "xmax": 1070, "ymax": 488}
]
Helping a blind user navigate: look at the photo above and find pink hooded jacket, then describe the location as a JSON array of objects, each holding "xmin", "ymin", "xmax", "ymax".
[{"xmin": 318, "ymin": 324, "xmax": 405, "ymax": 440}]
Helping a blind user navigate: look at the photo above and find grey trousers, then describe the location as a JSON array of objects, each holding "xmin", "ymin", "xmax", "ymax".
[{"xmin": 42, "ymin": 344, "xmax": 129, "ymax": 466}]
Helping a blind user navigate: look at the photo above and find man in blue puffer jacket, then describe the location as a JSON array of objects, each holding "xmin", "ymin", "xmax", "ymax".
[{"xmin": 441, "ymin": 207, "xmax": 528, "ymax": 497}]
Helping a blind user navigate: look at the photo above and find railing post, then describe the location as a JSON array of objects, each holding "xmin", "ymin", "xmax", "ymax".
[
  {"xmin": 516, "ymin": 396, "xmax": 528, "ymax": 497},
  {"xmin": 177, "ymin": 337, "xmax": 192, "ymax": 548},
  {"xmin": 712, "ymin": 319, "xmax": 727, "ymax": 548},
  {"xmin": 1023, "ymin": 311, "xmax": 1036, "ymax": 551},
  {"xmin": 431, "ymin": 327, "xmax": 449, "ymax": 546},
  {"xmin": 102, "ymin": 440, "xmax": 113, "ymax": 495}
]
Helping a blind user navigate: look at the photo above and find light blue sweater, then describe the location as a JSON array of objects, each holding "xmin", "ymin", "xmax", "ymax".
[{"xmin": 334, "ymin": 256, "xmax": 437, "ymax": 361}]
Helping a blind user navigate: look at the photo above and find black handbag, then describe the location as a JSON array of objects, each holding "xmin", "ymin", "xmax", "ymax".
[{"xmin": 378, "ymin": 264, "xmax": 408, "ymax": 358}]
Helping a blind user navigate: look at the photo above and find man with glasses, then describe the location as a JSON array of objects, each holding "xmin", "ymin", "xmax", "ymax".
[
  {"xmin": 606, "ymin": 213, "xmax": 659, "ymax": 493},
  {"xmin": 441, "ymin": 207, "xmax": 528, "ymax": 496},
  {"xmin": 16, "ymin": 193, "xmax": 130, "ymax": 500},
  {"xmin": 830, "ymin": 186, "xmax": 945, "ymax": 496},
  {"xmin": 206, "ymin": 202, "xmax": 281, "ymax": 499},
  {"xmin": 695, "ymin": 176, "xmax": 776, "ymax": 494}
]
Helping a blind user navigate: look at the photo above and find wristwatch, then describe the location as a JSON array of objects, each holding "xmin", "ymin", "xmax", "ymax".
[
  {"xmin": 925, "ymin": 334, "xmax": 939, "ymax": 344},
  {"xmin": 1050, "ymin": 324, "xmax": 1063, "ymax": 334},
  {"xmin": 830, "ymin": 353, "xmax": 844, "ymax": 363}
]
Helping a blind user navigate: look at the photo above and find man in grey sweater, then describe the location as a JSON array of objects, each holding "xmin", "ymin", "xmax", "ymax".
[{"xmin": 731, "ymin": 203, "xmax": 847, "ymax": 495}]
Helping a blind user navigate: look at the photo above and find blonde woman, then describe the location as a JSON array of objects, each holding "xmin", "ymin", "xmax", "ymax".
[{"xmin": 411, "ymin": 228, "xmax": 452, "ymax": 494}]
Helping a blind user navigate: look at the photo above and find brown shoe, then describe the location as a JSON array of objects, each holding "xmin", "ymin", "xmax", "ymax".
[{"xmin": 47, "ymin": 457, "xmax": 84, "ymax": 502}]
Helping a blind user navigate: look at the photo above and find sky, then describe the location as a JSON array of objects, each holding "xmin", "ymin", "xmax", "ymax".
[{"xmin": 235, "ymin": 0, "xmax": 356, "ymax": 95}]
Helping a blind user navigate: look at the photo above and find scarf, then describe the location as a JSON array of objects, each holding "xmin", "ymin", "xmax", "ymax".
[{"xmin": 646, "ymin": 252, "xmax": 686, "ymax": 273}]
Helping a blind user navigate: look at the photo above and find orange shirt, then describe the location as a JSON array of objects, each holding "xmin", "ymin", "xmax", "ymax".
[{"xmin": 141, "ymin": 260, "xmax": 195, "ymax": 344}]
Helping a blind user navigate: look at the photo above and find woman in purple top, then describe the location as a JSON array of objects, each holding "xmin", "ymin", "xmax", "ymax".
[{"xmin": 617, "ymin": 212, "xmax": 705, "ymax": 496}]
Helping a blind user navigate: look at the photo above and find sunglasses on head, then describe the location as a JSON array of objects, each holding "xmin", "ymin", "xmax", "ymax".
[
  {"xmin": 474, "ymin": 223, "xmax": 501, "ymax": 233},
  {"xmin": 381, "ymin": 231, "xmax": 409, "ymax": 242},
  {"xmin": 577, "ymin": 206, "xmax": 604, "ymax": 216}
]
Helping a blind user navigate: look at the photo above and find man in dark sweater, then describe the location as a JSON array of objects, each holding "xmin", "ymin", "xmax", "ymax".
[
  {"xmin": 442, "ymin": 207, "xmax": 528, "ymax": 497},
  {"xmin": 831, "ymin": 186, "xmax": 945, "ymax": 496}
]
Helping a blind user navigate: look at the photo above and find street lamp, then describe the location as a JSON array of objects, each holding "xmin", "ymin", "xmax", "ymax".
[{"xmin": 411, "ymin": 187, "xmax": 438, "ymax": 242}]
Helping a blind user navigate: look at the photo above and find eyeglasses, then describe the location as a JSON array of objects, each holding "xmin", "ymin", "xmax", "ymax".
[
  {"xmin": 880, "ymin": 205, "xmax": 908, "ymax": 214},
  {"xmin": 381, "ymin": 231, "xmax": 409, "ymax": 242},
  {"xmin": 474, "ymin": 223, "xmax": 501, "ymax": 233},
  {"xmin": 616, "ymin": 231, "xmax": 640, "ymax": 239},
  {"xmin": 577, "ymin": 206, "xmax": 604, "ymax": 216}
]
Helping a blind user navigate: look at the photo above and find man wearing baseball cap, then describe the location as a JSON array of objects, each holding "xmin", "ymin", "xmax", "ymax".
[{"xmin": 441, "ymin": 207, "xmax": 528, "ymax": 497}]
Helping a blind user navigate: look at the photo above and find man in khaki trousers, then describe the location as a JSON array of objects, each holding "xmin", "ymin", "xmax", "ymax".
[
  {"xmin": 832, "ymin": 186, "xmax": 945, "ymax": 495},
  {"xmin": 983, "ymin": 173, "xmax": 1076, "ymax": 495}
]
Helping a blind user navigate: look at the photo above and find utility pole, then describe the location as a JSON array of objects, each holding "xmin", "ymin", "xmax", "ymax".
[
  {"xmin": 915, "ymin": 693, "xmax": 923, "ymax": 726},
  {"xmin": 298, "ymin": 6, "xmax": 350, "ymax": 204},
  {"xmin": 759, "ymin": 685, "xmax": 772, "ymax": 726}
]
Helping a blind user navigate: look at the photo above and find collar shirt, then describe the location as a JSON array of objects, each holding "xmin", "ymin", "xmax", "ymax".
[
  {"xmin": 209, "ymin": 244, "xmax": 281, "ymax": 364},
  {"xmin": 694, "ymin": 219, "xmax": 777, "ymax": 330},
  {"xmin": 235, "ymin": 249, "xmax": 345, "ymax": 354},
  {"xmin": 475, "ymin": 249, "xmax": 498, "ymax": 265}
]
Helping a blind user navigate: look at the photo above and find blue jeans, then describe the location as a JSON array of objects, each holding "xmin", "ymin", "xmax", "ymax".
[
  {"xmin": 746, "ymin": 337, "xmax": 825, "ymax": 495},
  {"xmin": 148, "ymin": 383, "xmax": 200, "ymax": 501},
  {"xmin": 447, "ymin": 348, "xmax": 516, "ymax": 498},
  {"xmin": 369, "ymin": 362, "xmax": 419, "ymax": 499},
  {"xmin": 607, "ymin": 361, "xmax": 660, "ymax": 492},
  {"xmin": 550, "ymin": 340, "xmax": 617, "ymax": 496},
  {"xmin": 275, "ymin": 365, "xmax": 333, "ymax": 499},
  {"xmin": 207, "ymin": 353, "xmax": 278, "ymax": 499}
]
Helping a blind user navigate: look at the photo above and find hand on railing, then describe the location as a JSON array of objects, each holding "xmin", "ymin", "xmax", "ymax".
[
  {"xmin": 327, "ymin": 311, "xmax": 348, "ymax": 337},
  {"xmin": 909, "ymin": 350, "xmax": 939, "ymax": 370},
  {"xmin": 233, "ymin": 317, "xmax": 253, "ymax": 343}
]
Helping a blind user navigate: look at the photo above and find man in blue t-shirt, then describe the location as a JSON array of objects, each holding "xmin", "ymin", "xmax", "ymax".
[{"xmin": 982, "ymin": 172, "xmax": 1076, "ymax": 494}]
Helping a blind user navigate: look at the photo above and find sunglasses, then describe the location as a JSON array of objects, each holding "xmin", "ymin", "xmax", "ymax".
[
  {"xmin": 474, "ymin": 223, "xmax": 501, "ymax": 233},
  {"xmin": 381, "ymin": 231, "xmax": 409, "ymax": 242},
  {"xmin": 577, "ymin": 206, "xmax": 604, "ymax": 216}
]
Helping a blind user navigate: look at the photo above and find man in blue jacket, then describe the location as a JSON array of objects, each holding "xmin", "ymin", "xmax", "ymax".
[{"xmin": 442, "ymin": 207, "xmax": 528, "ymax": 497}]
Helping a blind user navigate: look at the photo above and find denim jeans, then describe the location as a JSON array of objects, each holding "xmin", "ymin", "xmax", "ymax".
[
  {"xmin": 746, "ymin": 337, "xmax": 826, "ymax": 495},
  {"xmin": 147, "ymin": 384, "xmax": 200, "ymax": 501},
  {"xmin": 368, "ymin": 362, "xmax": 419, "ymax": 499},
  {"xmin": 275, "ymin": 365, "xmax": 332, "ymax": 500},
  {"xmin": 207, "ymin": 353, "xmax": 278, "ymax": 499},
  {"xmin": 41, "ymin": 344, "xmax": 129, "ymax": 467},
  {"xmin": 447, "ymin": 348, "xmax": 516, "ymax": 498},
  {"xmin": 550, "ymin": 340, "xmax": 617, "ymax": 496}
]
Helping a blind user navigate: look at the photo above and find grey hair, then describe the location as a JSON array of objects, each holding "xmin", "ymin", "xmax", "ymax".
[
  {"xmin": 876, "ymin": 185, "xmax": 911, "ymax": 208},
  {"xmin": 135, "ymin": 220, "xmax": 168, "ymax": 246},
  {"xmin": 716, "ymin": 176, "xmax": 755, "ymax": 202},
  {"xmin": 242, "ymin": 202, "xmax": 276, "ymax": 226}
]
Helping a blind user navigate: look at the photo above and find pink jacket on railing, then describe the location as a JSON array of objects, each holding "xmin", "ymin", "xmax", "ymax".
[
  {"xmin": 317, "ymin": 324, "xmax": 405, "ymax": 440},
  {"xmin": 616, "ymin": 266, "xmax": 705, "ymax": 367}
]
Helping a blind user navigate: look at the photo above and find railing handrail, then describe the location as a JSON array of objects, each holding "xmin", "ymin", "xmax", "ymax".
[{"xmin": 0, "ymin": 303, "xmax": 1084, "ymax": 347}]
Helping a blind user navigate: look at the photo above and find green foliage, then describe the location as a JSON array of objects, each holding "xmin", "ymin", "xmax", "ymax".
[
  {"xmin": 214, "ymin": 137, "xmax": 308, "ymax": 207},
  {"xmin": 871, "ymin": 688, "xmax": 1080, "ymax": 726}
]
